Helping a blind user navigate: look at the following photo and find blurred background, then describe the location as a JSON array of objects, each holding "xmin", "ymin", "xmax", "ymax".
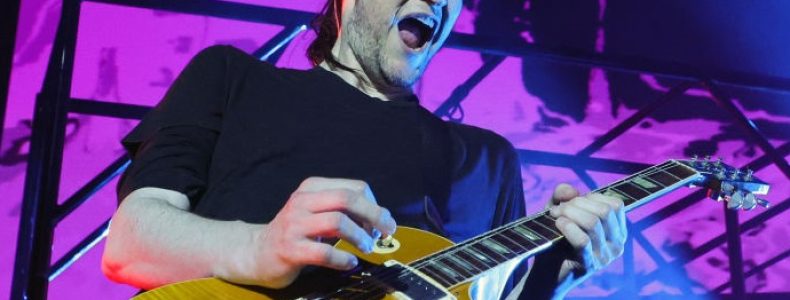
[{"xmin": 1, "ymin": 0, "xmax": 789, "ymax": 299}]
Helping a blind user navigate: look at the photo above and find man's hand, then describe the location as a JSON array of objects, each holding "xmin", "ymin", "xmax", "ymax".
[
  {"xmin": 525, "ymin": 183, "xmax": 627, "ymax": 298},
  {"xmin": 245, "ymin": 177, "xmax": 397, "ymax": 289}
]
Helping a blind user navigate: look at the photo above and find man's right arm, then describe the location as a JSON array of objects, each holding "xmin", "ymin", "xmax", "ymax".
[
  {"xmin": 102, "ymin": 178, "xmax": 396, "ymax": 290},
  {"xmin": 102, "ymin": 187, "xmax": 263, "ymax": 290}
]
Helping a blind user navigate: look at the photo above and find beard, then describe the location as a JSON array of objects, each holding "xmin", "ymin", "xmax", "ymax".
[{"xmin": 346, "ymin": 1, "xmax": 422, "ymax": 89}]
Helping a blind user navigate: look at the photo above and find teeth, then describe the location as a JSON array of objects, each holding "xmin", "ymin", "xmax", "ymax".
[{"xmin": 412, "ymin": 15, "xmax": 436, "ymax": 30}]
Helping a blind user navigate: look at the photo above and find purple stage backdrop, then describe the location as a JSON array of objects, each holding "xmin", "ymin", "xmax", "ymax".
[{"xmin": 3, "ymin": 0, "xmax": 789, "ymax": 299}]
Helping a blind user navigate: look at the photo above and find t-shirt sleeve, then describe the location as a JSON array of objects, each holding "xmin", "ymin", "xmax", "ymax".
[{"xmin": 117, "ymin": 45, "xmax": 237, "ymax": 205}]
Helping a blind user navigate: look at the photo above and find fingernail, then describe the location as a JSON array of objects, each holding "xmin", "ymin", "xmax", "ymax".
[
  {"xmin": 371, "ymin": 228, "xmax": 382, "ymax": 240},
  {"xmin": 349, "ymin": 256, "xmax": 358, "ymax": 268},
  {"xmin": 361, "ymin": 241, "xmax": 373, "ymax": 253}
]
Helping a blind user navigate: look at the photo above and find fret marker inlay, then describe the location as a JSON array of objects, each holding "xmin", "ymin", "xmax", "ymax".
[
  {"xmin": 513, "ymin": 225, "xmax": 542, "ymax": 241},
  {"xmin": 481, "ymin": 239, "xmax": 509, "ymax": 254},
  {"xmin": 604, "ymin": 189, "xmax": 630, "ymax": 201},
  {"xmin": 467, "ymin": 248, "xmax": 494, "ymax": 263},
  {"xmin": 633, "ymin": 177, "xmax": 659, "ymax": 189}
]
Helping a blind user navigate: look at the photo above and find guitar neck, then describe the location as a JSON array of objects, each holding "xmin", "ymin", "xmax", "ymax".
[{"xmin": 407, "ymin": 160, "xmax": 702, "ymax": 288}]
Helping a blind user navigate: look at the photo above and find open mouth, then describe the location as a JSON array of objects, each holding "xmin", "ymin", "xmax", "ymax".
[{"xmin": 397, "ymin": 15, "xmax": 437, "ymax": 50}]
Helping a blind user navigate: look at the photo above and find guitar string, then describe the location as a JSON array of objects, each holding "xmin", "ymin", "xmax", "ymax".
[
  {"xmin": 406, "ymin": 160, "xmax": 678, "ymax": 271},
  {"xmin": 313, "ymin": 161, "xmax": 686, "ymax": 299},
  {"xmin": 331, "ymin": 161, "xmax": 682, "ymax": 299},
  {"xmin": 322, "ymin": 161, "xmax": 686, "ymax": 299},
  {"xmin": 315, "ymin": 161, "xmax": 681, "ymax": 299}
]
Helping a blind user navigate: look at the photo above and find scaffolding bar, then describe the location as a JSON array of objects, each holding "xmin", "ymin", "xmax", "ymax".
[
  {"xmin": 0, "ymin": 0, "xmax": 21, "ymax": 149},
  {"xmin": 517, "ymin": 149, "xmax": 651, "ymax": 174},
  {"xmin": 447, "ymin": 33, "xmax": 790, "ymax": 94},
  {"xmin": 11, "ymin": 0, "xmax": 83, "ymax": 297},
  {"xmin": 48, "ymin": 219, "xmax": 111, "ymax": 281},
  {"xmin": 69, "ymin": 98, "xmax": 151, "ymax": 120},
  {"xmin": 52, "ymin": 156, "xmax": 129, "ymax": 224},
  {"xmin": 88, "ymin": 0, "xmax": 313, "ymax": 27}
]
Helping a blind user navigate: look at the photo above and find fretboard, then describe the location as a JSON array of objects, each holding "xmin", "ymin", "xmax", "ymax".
[{"xmin": 407, "ymin": 160, "xmax": 701, "ymax": 288}]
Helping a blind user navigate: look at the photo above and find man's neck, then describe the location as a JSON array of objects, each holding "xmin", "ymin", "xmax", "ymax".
[{"xmin": 319, "ymin": 44, "xmax": 413, "ymax": 102}]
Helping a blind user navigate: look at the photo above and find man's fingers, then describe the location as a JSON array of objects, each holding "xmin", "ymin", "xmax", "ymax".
[
  {"xmin": 294, "ymin": 241, "xmax": 358, "ymax": 271},
  {"xmin": 297, "ymin": 188, "xmax": 396, "ymax": 236},
  {"xmin": 304, "ymin": 212, "xmax": 374, "ymax": 253},
  {"xmin": 587, "ymin": 193, "xmax": 627, "ymax": 241},
  {"xmin": 551, "ymin": 183, "xmax": 580, "ymax": 206},
  {"xmin": 550, "ymin": 200, "xmax": 600, "ymax": 233},
  {"xmin": 555, "ymin": 216, "xmax": 590, "ymax": 250}
]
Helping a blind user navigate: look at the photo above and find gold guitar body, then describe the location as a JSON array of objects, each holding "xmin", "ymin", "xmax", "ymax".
[{"xmin": 134, "ymin": 226, "xmax": 473, "ymax": 300}]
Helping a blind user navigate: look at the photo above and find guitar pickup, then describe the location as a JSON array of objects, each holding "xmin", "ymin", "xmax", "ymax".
[{"xmin": 379, "ymin": 260, "xmax": 456, "ymax": 300}]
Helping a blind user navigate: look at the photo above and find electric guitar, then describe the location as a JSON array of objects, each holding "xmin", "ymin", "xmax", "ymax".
[{"xmin": 133, "ymin": 158, "xmax": 770, "ymax": 300}]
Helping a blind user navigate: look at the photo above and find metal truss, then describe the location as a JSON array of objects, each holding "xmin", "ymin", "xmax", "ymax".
[
  {"xmin": 0, "ymin": 0, "xmax": 22, "ymax": 149},
  {"xmin": 10, "ymin": 0, "xmax": 790, "ymax": 299}
]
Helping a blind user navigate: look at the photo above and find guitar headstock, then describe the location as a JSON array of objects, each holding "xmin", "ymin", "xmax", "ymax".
[{"xmin": 680, "ymin": 155, "xmax": 771, "ymax": 211}]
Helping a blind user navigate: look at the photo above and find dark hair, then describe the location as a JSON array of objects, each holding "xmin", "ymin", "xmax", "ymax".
[{"xmin": 307, "ymin": 0, "xmax": 356, "ymax": 72}]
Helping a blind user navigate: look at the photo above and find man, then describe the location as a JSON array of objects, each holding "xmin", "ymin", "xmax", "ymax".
[{"xmin": 102, "ymin": 0, "xmax": 627, "ymax": 299}]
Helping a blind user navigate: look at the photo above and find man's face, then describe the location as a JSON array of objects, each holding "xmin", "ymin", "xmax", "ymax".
[{"xmin": 342, "ymin": 0, "xmax": 462, "ymax": 89}]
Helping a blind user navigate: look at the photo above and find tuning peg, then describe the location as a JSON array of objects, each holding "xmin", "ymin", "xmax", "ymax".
[
  {"xmin": 729, "ymin": 169, "xmax": 742, "ymax": 180},
  {"xmin": 728, "ymin": 191, "xmax": 744, "ymax": 210},
  {"xmin": 742, "ymin": 193, "xmax": 757, "ymax": 211},
  {"xmin": 756, "ymin": 198, "xmax": 771, "ymax": 208},
  {"xmin": 691, "ymin": 155, "xmax": 699, "ymax": 165},
  {"xmin": 716, "ymin": 169, "xmax": 726, "ymax": 179},
  {"xmin": 703, "ymin": 155, "xmax": 711, "ymax": 168},
  {"xmin": 721, "ymin": 182, "xmax": 735, "ymax": 194},
  {"xmin": 744, "ymin": 169, "xmax": 753, "ymax": 181}
]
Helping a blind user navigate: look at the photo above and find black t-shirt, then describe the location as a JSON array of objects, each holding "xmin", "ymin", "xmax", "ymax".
[{"xmin": 118, "ymin": 45, "xmax": 527, "ymax": 294}]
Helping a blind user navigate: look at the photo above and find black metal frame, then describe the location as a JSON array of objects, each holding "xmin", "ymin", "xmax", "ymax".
[
  {"xmin": 0, "ymin": 0, "xmax": 22, "ymax": 148},
  {"xmin": 10, "ymin": 0, "xmax": 790, "ymax": 299}
]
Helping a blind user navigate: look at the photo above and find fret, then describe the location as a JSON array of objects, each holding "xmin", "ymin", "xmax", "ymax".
[
  {"xmin": 465, "ymin": 245, "xmax": 500, "ymax": 267},
  {"xmin": 610, "ymin": 186, "xmax": 639, "ymax": 202},
  {"xmin": 646, "ymin": 169, "xmax": 681, "ymax": 186},
  {"xmin": 630, "ymin": 176, "xmax": 664, "ymax": 193},
  {"xmin": 418, "ymin": 264, "xmax": 455, "ymax": 287},
  {"xmin": 490, "ymin": 234, "xmax": 527, "ymax": 254},
  {"xmin": 500, "ymin": 228, "xmax": 539, "ymax": 249},
  {"xmin": 456, "ymin": 248, "xmax": 494, "ymax": 270},
  {"xmin": 427, "ymin": 260, "xmax": 465, "ymax": 282},
  {"xmin": 533, "ymin": 215, "xmax": 562, "ymax": 239},
  {"xmin": 523, "ymin": 220, "xmax": 558, "ymax": 242},
  {"xmin": 603, "ymin": 188, "xmax": 636, "ymax": 205},
  {"xmin": 471, "ymin": 242, "xmax": 509, "ymax": 262},
  {"xmin": 614, "ymin": 181, "xmax": 650, "ymax": 200},
  {"xmin": 447, "ymin": 254, "xmax": 482, "ymax": 274},
  {"xmin": 445, "ymin": 252, "xmax": 483, "ymax": 274},
  {"xmin": 512, "ymin": 223, "xmax": 550, "ymax": 245},
  {"xmin": 436, "ymin": 257, "xmax": 474, "ymax": 280},
  {"xmin": 666, "ymin": 163, "xmax": 697, "ymax": 179},
  {"xmin": 479, "ymin": 238, "xmax": 518, "ymax": 259}
]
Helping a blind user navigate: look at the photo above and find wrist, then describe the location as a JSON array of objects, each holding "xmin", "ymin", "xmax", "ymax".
[{"xmin": 211, "ymin": 221, "xmax": 265, "ymax": 284}]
